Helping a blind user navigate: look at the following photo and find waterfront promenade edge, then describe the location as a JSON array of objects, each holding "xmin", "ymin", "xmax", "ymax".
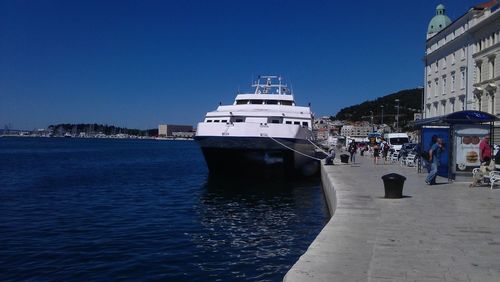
[{"xmin": 284, "ymin": 155, "xmax": 500, "ymax": 282}]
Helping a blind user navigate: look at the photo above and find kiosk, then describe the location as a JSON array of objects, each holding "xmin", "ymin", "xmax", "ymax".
[{"xmin": 413, "ymin": 111, "xmax": 498, "ymax": 182}]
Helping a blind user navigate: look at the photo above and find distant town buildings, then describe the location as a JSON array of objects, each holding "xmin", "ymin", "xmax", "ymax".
[
  {"xmin": 158, "ymin": 124, "xmax": 194, "ymax": 138},
  {"xmin": 312, "ymin": 116, "xmax": 397, "ymax": 141},
  {"xmin": 424, "ymin": 1, "xmax": 499, "ymax": 119},
  {"xmin": 340, "ymin": 124, "xmax": 372, "ymax": 138},
  {"xmin": 313, "ymin": 117, "xmax": 341, "ymax": 140}
]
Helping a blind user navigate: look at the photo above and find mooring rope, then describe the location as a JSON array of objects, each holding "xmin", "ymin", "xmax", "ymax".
[
  {"xmin": 268, "ymin": 136, "xmax": 324, "ymax": 161},
  {"xmin": 307, "ymin": 138, "xmax": 329, "ymax": 156}
]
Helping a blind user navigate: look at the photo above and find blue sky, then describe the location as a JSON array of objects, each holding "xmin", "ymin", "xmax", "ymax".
[{"xmin": 0, "ymin": 0, "xmax": 481, "ymax": 129}]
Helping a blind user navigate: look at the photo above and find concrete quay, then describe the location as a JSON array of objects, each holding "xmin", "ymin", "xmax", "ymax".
[{"xmin": 285, "ymin": 156, "xmax": 500, "ymax": 282}]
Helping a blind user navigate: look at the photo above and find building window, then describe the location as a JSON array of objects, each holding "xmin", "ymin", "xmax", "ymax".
[
  {"xmin": 490, "ymin": 58, "xmax": 495, "ymax": 79},
  {"xmin": 443, "ymin": 57, "xmax": 447, "ymax": 69},
  {"xmin": 461, "ymin": 48, "xmax": 466, "ymax": 60},
  {"xmin": 451, "ymin": 53, "xmax": 456, "ymax": 65},
  {"xmin": 460, "ymin": 70, "xmax": 465, "ymax": 89},
  {"xmin": 476, "ymin": 63, "xmax": 482, "ymax": 83},
  {"xmin": 451, "ymin": 73, "xmax": 456, "ymax": 92},
  {"xmin": 427, "ymin": 81, "xmax": 432, "ymax": 99},
  {"xmin": 435, "ymin": 79, "xmax": 439, "ymax": 97},
  {"xmin": 435, "ymin": 61, "xmax": 439, "ymax": 72},
  {"xmin": 442, "ymin": 76, "xmax": 447, "ymax": 95}
]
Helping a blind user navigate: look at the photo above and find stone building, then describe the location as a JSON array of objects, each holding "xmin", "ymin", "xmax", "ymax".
[
  {"xmin": 424, "ymin": 1, "xmax": 500, "ymax": 119},
  {"xmin": 340, "ymin": 124, "xmax": 372, "ymax": 138},
  {"xmin": 470, "ymin": 2, "xmax": 500, "ymax": 141},
  {"xmin": 158, "ymin": 124, "xmax": 194, "ymax": 137}
]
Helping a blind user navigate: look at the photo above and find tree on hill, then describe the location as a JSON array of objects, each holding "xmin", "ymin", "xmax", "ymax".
[{"xmin": 332, "ymin": 88, "xmax": 423, "ymax": 129}]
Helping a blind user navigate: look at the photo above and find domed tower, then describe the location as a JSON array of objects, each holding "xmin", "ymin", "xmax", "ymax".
[{"xmin": 427, "ymin": 4, "xmax": 452, "ymax": 39}]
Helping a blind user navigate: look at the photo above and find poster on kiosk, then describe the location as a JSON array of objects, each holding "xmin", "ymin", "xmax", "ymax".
[{"xmin": 454, "ymin": 125, "xmax": 490, "ymax": 172}]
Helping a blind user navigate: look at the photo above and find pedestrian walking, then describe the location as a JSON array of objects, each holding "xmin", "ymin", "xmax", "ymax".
[
  {"xmin": 381, "ymin": 140, "xmax": 390, "ymax": 164},
  {"xmin": 425, "ymin": 137, "xmax": 444, "ymax": 185},
  {"xmin": 349, "ymin": 141, "xmax": 357, "ymax": 163},
  {"xmin": 373, "ymin": 144, "xmax": 380, "ymax": 165}
]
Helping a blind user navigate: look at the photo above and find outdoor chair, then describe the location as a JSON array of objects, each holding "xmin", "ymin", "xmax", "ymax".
[
  {"xmin": 489, "ymin": 171, "xmax": 500, "ymax": 190},
  {"xmin": 404, "ymin": 154, "xmax": 417, "ymax": 167},
  {"xmin": 390, "ymin": 152, "xmax": 399, "ymax": 163}
]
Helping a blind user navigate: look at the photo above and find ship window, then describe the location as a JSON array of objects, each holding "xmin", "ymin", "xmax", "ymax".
[
  {"xmin": 236, "ymin": 100, "xmax": 248, "ymax": 105},
  {"xmin": 250, "ymin": 100, "xmax": 263, "ymax": 104},
  {"xmin": 286, "ymin": 121, "xmax": 292, "ymax": 124},
  {"xmin": 302, "ymin": 122, "xmax": 308, "ymax": 126},
  {"xmin": 207, "ymin": 120, "xmax": 212, "ymax": 123},
  {"xmin": 281, "ymin": 101, "xmax": 293, "ymax": 106},
  {"xmin": 271, "ymin": 119, "xmax": 280, "ymax": 124},
  {"xmin": 214, "ymin": 120, "xmax": 220, "ymax": 123},
  {"xmin": 294, "ymin": 121, "xmax": 300, "ymax": 125},
  {"xmin": 266, "ymin": 100, "xmax": 278, "ymax": 105},
  {"xmin": 235, "ymin": 118, "xmax": 243, "ymax": 122},
  {"xmin": 221, "ymin": 120, "xmax": 227, "ymax": 123}
]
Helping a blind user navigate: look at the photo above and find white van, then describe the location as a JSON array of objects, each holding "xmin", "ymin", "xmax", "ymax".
[{"xmin": 384, "ymin": 133, "xmax": 410, "ymax": 152}]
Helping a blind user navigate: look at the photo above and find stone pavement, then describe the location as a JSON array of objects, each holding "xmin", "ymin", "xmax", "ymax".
[{"xmin": 284, "ymin": 155, "xmax": 500, "ymax": 282}]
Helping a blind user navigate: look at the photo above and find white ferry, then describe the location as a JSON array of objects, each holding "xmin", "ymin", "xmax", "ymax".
[{"xmin": 195, "ymin": 75, "xmax": 318, "ymax": 176}]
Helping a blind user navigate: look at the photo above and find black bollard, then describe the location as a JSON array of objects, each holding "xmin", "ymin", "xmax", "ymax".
[
  {"xmin": 340, "ymin": 154, "xmax": 349, "ymax": 164},
  {"xmin": 381, "ymin": 173, "xmax": 406, "ymax": 199}
]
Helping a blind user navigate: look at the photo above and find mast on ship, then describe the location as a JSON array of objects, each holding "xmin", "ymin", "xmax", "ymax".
[{"xmin": 252, "ymin": 75, "xmax": 291, "ymax": 96}]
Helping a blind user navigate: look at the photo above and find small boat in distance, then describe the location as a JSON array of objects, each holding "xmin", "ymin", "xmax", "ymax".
[{"xmin": 194, "ymin": 75, "xmax": 318, "ymax": 177}]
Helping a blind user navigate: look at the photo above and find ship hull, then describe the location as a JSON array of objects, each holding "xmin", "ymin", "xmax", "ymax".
[{"xmin": 195, "ymin": 136, "xmax": 319, "ymax": 177}]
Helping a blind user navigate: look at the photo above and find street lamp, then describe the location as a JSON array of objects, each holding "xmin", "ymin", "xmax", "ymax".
[
  {"xmin": 380, "ymin": 105, "xmax": 384, "ymax": 125},
  {"xmin": 395, "ymin": 99, "xmax": 400, "ymax": 132},
  {"xmin": 370, "ymin": 110, "xmax": 374, "ymax": 132}
]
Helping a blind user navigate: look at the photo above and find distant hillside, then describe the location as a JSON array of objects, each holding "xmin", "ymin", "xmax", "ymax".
[{"xmin": 333, "ymin": 88, "xmax": 423, "ymax": 129}]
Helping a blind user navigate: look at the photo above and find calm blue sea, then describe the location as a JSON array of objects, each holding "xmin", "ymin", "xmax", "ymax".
[{"xmin": 0, "ymin": 137, "xmax": 328, "ymax": 281}]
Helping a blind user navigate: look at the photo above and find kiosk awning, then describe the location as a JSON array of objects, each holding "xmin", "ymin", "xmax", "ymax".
[{"xmin": 413, "ymin": 110, "xmax": 498, "ymax": 126}]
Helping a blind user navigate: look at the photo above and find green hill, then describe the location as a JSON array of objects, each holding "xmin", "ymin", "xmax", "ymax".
[{"xmin": 333, "ymin": 88, "xmax": 423, "ymax": 129}]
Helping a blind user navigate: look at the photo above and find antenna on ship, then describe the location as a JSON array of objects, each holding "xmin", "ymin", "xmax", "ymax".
[
  {"xmin": 278, "ymin": 76, "xmax": 282, "ymax": 95},
  {"xmin": 254, "ymin": 75, "xmax": 262, "ymax": 94}
]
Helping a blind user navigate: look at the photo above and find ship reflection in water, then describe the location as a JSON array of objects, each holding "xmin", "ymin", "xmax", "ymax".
[{"xmin": 191, "ymin": 175, "xmax": 329, "ymax": 280}]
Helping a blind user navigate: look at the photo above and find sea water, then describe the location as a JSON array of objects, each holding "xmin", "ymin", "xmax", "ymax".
[{"xmin": 0, "ymin": 137, "xmax": 328, "ymax": 281}]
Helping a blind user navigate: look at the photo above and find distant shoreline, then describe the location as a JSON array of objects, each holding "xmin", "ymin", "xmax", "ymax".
[{"xmin": 0, "ymin": 135, "xmax": 194, "ymax": 141}]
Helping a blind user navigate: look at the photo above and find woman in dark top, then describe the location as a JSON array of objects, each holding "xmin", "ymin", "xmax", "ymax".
[{"xmin": 373, "ymin": 143, "xmax": 380, "ymax": 165}]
